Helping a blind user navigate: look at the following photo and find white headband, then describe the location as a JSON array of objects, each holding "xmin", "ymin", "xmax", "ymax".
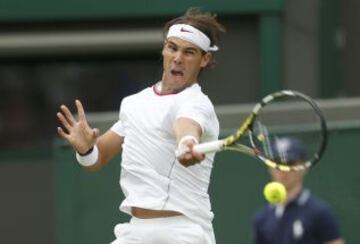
[{"xmin": 166, "ymin": 24, "xmax": 219, "ymax": 52}]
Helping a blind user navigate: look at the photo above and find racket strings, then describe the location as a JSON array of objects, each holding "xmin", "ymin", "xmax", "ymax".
[
  {"xmin": 224, "ymin": 113, "xmax": 255, "ymax": 146},
  {"xmin": 194, "ymin": 90, "xmax": 327, "ymax": 172},
  {"xmin": 224, "ymin": 144, "xmax": 256, "ymax": 156},
  {"xmin": 250, "ymin": 93, "xmax": 327, "ymax": 171},
  {"xmin": 253, "ymin": 121, "xmax": 274, "ymax": 159}
]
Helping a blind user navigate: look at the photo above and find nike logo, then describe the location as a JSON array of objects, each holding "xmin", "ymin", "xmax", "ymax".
[{"xmin": 180, "ymin": 27, "xmax": 193, "ymax": 33}]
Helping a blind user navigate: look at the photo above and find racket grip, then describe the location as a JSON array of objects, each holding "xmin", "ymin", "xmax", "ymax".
[{"xmin": 193, "ymin": 140, "xmax": 224, "ymax": 154}]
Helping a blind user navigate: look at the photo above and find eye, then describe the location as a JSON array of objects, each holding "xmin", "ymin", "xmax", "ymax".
[
  {"xmin": 167, "ymin": 43, "xmax": 177, "ymax": 52},
  {"xmin": 184, "ymin": 49, "xmax": 196, "ymax": 55}
]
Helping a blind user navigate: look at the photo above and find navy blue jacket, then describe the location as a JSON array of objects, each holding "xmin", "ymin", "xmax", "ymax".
[{"xmin": 253, "ymin": 190, "xmax": 342, "ymax": 244}]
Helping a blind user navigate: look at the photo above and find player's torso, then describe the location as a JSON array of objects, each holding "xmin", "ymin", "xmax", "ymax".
[
  {"xmin": 118, "ymin": 84, "xmax": 218, "ymax": 229},
  {"xmin": 120, "ymin": 83, "xmax": 218, "ymax": 172},
  {"xmin": 120, "ymin": 87, "xmax": 180, "ymax": 173}
]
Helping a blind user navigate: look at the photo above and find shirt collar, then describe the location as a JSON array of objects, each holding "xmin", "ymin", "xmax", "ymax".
[{"xmin": 274, "ymin": 189, "xmax": 311, "ymax": 218}]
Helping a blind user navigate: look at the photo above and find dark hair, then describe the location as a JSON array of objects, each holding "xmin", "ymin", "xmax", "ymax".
[
  {"xmin": 269, "ymin": 137, "xmax": 307, "ymax": 165},
  {"xmin": 163, "ymin": 7, "xmax": 226, "ymax": 68}
]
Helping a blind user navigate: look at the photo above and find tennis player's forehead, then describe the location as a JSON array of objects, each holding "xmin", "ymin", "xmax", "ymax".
[{"xmin": 167, "ymin": 37, "xmax": 202, "ymax": 52}]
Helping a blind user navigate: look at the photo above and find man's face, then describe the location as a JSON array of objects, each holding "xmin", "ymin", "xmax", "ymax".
[
  {"xmin": 269, "ymin": 167, "xmax": 306, "ymax": 191},
  {"xmin": 161, "ymin": 37, "xmax": 211, "ymax": 90}
]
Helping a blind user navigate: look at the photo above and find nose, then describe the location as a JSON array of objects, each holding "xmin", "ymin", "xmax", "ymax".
[
  {"xmin": 173, "ymin": 51, "xmax": 183, "ymax": 64},
  {"xmin": 270, "ymin": 169, "xmax": 287, "ymax": 181}
]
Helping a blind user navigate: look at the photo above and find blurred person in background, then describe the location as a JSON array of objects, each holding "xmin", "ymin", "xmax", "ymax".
[
  {"xmin": 57, "ymin": 7, "xmax": 225, "ymax": 244},
  {"xmin": 252, "ymin": 137, "xmax": 345, "ymax": 244}
]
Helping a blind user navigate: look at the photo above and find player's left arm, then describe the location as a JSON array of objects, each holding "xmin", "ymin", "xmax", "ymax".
[{"xmin": 174, "ymin": 117, "xmax": 205, "ymax": 167}]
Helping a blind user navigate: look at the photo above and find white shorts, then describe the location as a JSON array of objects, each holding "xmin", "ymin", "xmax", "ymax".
[{"xmin": 110, "ymin": 215, "xmax": 215, "ymax": 244}]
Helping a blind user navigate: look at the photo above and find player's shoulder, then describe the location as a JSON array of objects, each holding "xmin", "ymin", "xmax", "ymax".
[
  {"xmin": 122, "ymin": 86, "xmax": 152, "ymax": 102},
  {"xmin": 184, "ymin": 83, "xmax": 213, "ymax": 104},
  {"xmin": 117, "ymin": 87, "xmax": 152, "ymax": 113}
]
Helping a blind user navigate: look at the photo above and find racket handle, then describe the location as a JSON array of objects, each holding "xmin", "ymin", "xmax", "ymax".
[{"xmin": 193, "ymin": 140, "xmax": 224, "ymax": 154}]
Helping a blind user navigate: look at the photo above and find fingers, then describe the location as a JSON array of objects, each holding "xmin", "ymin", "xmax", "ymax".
[
  {"xmin": 92, "ymin": 128, "xmax": 100, "ymax": 139},
  {"xmin": 57, "ymin": 127, "xmax": 69, "ymax": 140},
  {"xmin": 75, "ymin": 99, "xmax": 87, "ymax": 123},
  {"xmin": 57, "ymin": 100, "xmax": 88, "ymax": 130},
  {"xmin": 56, "ymin": 100, "xmax": 97, "ymax": 153},
  {"xmin": 60, "ymin": 104, "xmax": 76, "ymax": 126},
  {"xmin": 178, "ymin": 153, "xmax": 204, "ymax": 167},
  {"xmin": 57, "ymin": 111, "xmax": 72, "ymax": 132},
  {"xmin": 192, "ymin": 150, "xmax": 206, "ymax": 161},
  {"xmin": 57, "ymin": 100, "xmax": 88, "ymax": 137},
  {"xmin": 176, "ymin": 143, "xmax": 205, "ymax": 167}
]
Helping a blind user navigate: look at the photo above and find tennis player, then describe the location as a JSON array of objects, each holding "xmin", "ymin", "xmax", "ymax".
[
  {"xmin": 57, "ymin": 7, "xmax": 225, "ymax": 244},
  {"xmin": 252, "ymin": 137, "xmax": 345, "ymax": 244}
]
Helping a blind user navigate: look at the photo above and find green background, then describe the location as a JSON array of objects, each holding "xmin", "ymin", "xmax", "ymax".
[
  {"xmin": 0, "ymin": 0, "xmax": 284, "ymax": 21},
  {"xmin": 54, "ymin": 125, "xmax": 359, "ymax": 243},
  {"xmin": 1, "ymin": 0, "xmax": 348, "ymax": 242}
]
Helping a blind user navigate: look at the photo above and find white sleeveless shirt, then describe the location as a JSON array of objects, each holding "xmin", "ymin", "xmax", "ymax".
[{"xmin": 111, "ymin": 83, "xmax": 219, "ymax": 231}]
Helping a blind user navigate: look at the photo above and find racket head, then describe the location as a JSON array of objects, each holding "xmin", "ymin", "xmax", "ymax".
[{"xmin": 248, "ymin": 90, "xmax": 328, "ymax": 171}]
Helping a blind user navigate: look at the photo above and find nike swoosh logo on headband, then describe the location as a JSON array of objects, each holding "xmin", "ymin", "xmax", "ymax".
[{"xmin": 180, "ymin": 27, "xmax": 193, "ymax": 33}]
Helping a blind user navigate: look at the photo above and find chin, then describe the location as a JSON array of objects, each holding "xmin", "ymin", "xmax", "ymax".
[{"xmin": 171, "ymin": 76, "xmax": 186, "ymax": 84}]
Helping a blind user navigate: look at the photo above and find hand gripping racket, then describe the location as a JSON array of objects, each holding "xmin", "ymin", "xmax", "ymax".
[{"xmin": 194, "ymin": 90, "xmax": 328, "ymax": 171}]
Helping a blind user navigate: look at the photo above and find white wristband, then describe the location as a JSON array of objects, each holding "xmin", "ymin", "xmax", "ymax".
[
  {"xmin": 76, "ymin": 145, "xmax": 99, "ymax": 167},
  {"xmin": 175, "ymin": 135, "xmax": 199, "ymax": 158},
  {"xmin": 178, "ymin": 135, "xmax": 199, "ymax": 145}
]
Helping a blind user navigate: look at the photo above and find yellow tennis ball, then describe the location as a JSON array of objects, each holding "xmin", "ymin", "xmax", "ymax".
[{"xmin": 263, "ymin": 182, "xmax": 287, "ymax": 204}]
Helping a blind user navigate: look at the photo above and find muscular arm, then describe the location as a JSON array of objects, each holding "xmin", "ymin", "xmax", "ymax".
[
  {"xmin": 86, "ymin": 130, "xmax": 123, "ymax": 171},
  {"xmin": 174, "ymin": 117, "xmax": 202, "ymax": 142},
  {"xmin": 174, "ymin": 117, "xmax": 205, "ymax": 166}
]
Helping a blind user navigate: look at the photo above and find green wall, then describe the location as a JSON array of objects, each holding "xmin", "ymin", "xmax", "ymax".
[
  {"xmin": 0, "ymin": 0, "xmax": 284, "ymax": 100},
  {"xmin": 319, "ymin": 0, "xmax": 342, "ymax": 97},
  {"xmin": 54, "ymin": 125, "xmax": 360, "ymax": 243},
  {"xmin": 0, "ymin": 0, "xmax": 284, "ymax": 22},
  {"xmin": 54, "ymin": 143, "xmax": 126, "ymax": 244}
]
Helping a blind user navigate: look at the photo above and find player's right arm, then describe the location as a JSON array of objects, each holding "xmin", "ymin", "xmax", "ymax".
[
  {"xmin": 57, "ymin": 99, "xmax": 123, "ymax": 171},
  {"xmin": 86, "ymin": 130, "xmax": 123, "ymax": 171}
]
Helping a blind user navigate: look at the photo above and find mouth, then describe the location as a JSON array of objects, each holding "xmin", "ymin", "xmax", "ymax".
[{"xmin": 171, "ymin": 69, "xmax": 184, "ymax": 77}]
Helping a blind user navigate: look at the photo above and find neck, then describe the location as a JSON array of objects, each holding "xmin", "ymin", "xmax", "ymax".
[
  {"xmin": 157, "ymin": 80, "xmax": 196, "ymax": 95},
  {"xmin": 285, "ymin": 183, "xmax": 303, "ymax": 203}
]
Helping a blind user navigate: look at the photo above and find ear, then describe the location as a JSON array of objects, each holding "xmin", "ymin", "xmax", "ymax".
[
  {"xmin": 161, "ymin": 43, "xmax": 166, "ymax": 57},
  {"xmin": 200, "ymin": 52, "xmax": 212, "ymax": 68}
]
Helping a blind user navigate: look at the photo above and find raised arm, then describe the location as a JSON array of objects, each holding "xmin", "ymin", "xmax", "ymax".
[{"xmin": 57, "ymin": 100, "xmax": 123, "ymax": 171}]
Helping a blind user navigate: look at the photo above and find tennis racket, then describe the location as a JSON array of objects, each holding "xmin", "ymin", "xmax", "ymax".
[{"xmin": 194, "ymin": 90, "xmax": 328, "ymax": 171}]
